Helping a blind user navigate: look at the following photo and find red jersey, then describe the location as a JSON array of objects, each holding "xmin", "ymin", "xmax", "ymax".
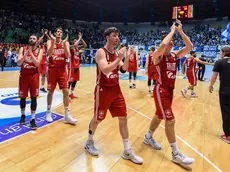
[
  {"xmin": 129, "ymin": 52, "xmax": 137, "ymax": 64},
  {"xmin": 48, "ymin": 41, "xmax": 67, "ymax": 68},
  {"xmin": 20, "ymin": 47, "xmax": 40, "ymax": 74},
  {"xmin": 185, "ymin": 57, "xmax": 196, "ymax": 73},
  {"xmin": 70, "ymin": 47, "xmax": 80, "ymax": 68},
  {"xmin": 40, "ymin": 46, "xmax": 47, "ymax": 65},
  {"xmin": 155, "ymin": 54, "xmax": 177, "ymax": 89},
  {"xmin": 96, "ymin": 48, "xmax": 119, "ymax": 87},
  {"xmin": 148, "ymin": 53, "xmax": 156, "ymax": 71}
]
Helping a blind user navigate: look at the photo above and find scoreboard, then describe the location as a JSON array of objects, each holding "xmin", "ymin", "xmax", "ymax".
[{"xmin": 172, "ymin": 5, "xmax": 194, "ymax": 19}]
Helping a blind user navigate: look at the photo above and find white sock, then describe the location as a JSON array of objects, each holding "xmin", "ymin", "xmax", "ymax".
[
  {"xmin": 88, "ymin": 134, "xmax": 94, "ymax": 141},
  {"xmin": 47, "ymin": 105, "xmax": 51, "ymax": 112},
  {"xmin": 123, "ymin": 139, "xmax": 131, "ymax": 151},
  {"xmin": 170, "ymin": 142, "xmax": 179, "ymax": 154},
  {"xmin": 31, "ymin": 111, "xmax": 35, "ymax": 120},
  {"xmin": 146, "ymin": 129, "xmax": 153, "ymax": 139},
  {"xmin": 41, "ymin": 85, "xmax": 44, "ymax": 89},
  {"xmin": 65, "ymin": 106, "xmax": 70, "ymax": 114},
  {"xmin": 191, "ymin": 90, "xmax": 195, "ymax": 94},
  {"xmin": 70, "ymin": 90, "xmax": 73, "ymax": 94},
  {"xmin": 148, "ymin": 86, "xmax": 151, "ymax": 92}
]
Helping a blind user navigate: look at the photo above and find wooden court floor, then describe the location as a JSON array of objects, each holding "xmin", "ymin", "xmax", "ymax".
[{"xmin": 0, "ymin": 66, "xmax": 229, "ymax": 172}]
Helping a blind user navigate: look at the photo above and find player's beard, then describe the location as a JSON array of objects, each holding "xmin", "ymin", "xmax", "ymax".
[{"xmin": 29, "ymin": 41, "xmax": 36, "ymax": 46}]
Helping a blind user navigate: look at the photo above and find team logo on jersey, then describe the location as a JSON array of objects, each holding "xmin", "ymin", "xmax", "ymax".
[
  {"xmin": 167, "ymin": 71, "xmax": 176, "ymax": 79},
  {"xmin": 106, "ymin": 72, "xmax": 118, "ymax": 79},
  {"xmin": 98, "ymin": 110, "xmax": 104, "ymax": 119},
  {"xmin": 165, "ymin": 109, "xmax": 173, "ymax": 118},
  {"xmin": 130, "ymin": 54, "xmax": 134, "ymax": 60},
  {"xmin": 25, "ymin": 56, "xmax": 33, "ymax": 63}
]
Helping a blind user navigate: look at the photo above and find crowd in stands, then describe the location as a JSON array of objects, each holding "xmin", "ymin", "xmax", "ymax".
[{"xmin": 0, "ymin": 9, "xmax": 230, "ymax": 67}]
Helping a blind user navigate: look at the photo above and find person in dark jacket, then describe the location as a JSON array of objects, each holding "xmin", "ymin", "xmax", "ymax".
[{"xmin": 209, "ymin": 46, "xmax": 230, "ymax": 144}]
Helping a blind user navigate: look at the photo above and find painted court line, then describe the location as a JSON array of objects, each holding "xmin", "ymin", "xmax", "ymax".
[{"xmin": 127, "ymin": 106, "xmax": 222, "ymax": 172}]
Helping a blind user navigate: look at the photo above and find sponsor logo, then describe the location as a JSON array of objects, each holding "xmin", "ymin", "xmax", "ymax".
[
  {"xmin": 166, "ymin": 62, "xmax": 176, "ymax": 71},
  {"xmin": 0, "ymin": 112, "xmax": 63, "ymax": 143},
  {"xmin": 0, "ymin": 88, "xmax": 63, "ymax": 143}
]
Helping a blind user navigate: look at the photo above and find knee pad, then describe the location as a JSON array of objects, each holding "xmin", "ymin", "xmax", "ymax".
[
  {"xmin": 129, "ymin": 72, "xmax": 132, "ymax": 80},
  {"xmin": 68, "ymin": 82, "xmax": 72, "ymax": 89},
  {"xmin": 72, "ymin": 81, "xmax": 77, "ymax": 88},
  {"xmin": 30, "ymin": 97, "xmax": 37, "ymax": 111},
  {"xmin": 20, "ymin": 98, "xmax": 26, "ymax": 109},
  {"xmin": 148, "ymin": 79, "xmax": 151, "ymax": 86},
  {"xmin": 133, "ymin": 72, "xmax": 137, "ymax": 79}
]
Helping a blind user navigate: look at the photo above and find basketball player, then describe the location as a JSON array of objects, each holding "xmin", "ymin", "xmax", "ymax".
[
  {"xmin": 127, "ymin": 47, "xmax": 138, "ymax": 88},
  {"xmin": 144, "ymin": 20, "xmax": 195, "ymax": 166},
  {"xmin": 36, "ymin": 30, "xmax": 50, "ymax": 93},
  {"xmin": 45, "ymin": 28, "xmax": 77, "ymax": 124},
  {"xmin": 17, "ymin": 35, "xmax": 43, "ymax": 130},
  {"xmin": 146, "ymin": 47, "xmax": 157, "ymax": 96},
  {"xmin": 68, "ymin": 32, "xmax": 87, "ymax": 99},
  {"xmin": 181, "ymin": 51, "xmax": 213, "ymax": 98},
  {"xmin": 85, "ymin": 27, "xmax": 143, "ymax": 164}
]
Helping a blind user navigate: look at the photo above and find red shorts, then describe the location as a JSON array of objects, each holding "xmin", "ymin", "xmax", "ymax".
[
  {"xmin": 19, "ymin": 73, "xmax": 39, "ymax": 98},
  {"xmin": 48, "ymin": 68, "xmax": 68, "ymax": 91},
  {"xmin": 94, "ymin": 85, "xmax": 127, "ymax": 121},
  {"xmin": 186, "ymin": 70, "xmax": 197, "ymax": 86},
  {"xmin": 128, "ymin": 63, "xmax": 137, "ymax": 73},
  {"xmin": 68, "ymin": 67, "xmax": 80, "ymax": 82},
  {"xmin": 148, "ymin": 68, "xmax": 158, "ymax": 80},
  {"xmin": 153, "ymin": 84, "xmax": 174, "ymax": 120},
  {"xmin": 39, "ymin": 63, "xmax": 47, "ymax": 75}
]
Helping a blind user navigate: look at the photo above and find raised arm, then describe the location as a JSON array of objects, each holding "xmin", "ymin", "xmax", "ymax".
[
  {"xmin": 47, "ymin": 32, "xmax": 56, "ymax": 57},
  {"xmin": 145, "ymin": 54, "xmax": 149, "ymax": 73},
  {"xmin": 153, "ymin": 24, "xmax": 176, "ymax": 65},
  {"xmin": 63, "ymin": 41, "xmax": 71, "ymax": 58},
  {"xmin": 17, "ymin": 47, "xmax": 27, "ymax": 66},
  {"xmin": 182, "ymin": 60, "xmax": 186, "ymax": 74},
  {"xmin": 175, "ymin": 20, "xmax": 193, "ymax": 59},
  {"xmin": 119, "ymin": 47, "xmax": 130, "ymax": 71}
]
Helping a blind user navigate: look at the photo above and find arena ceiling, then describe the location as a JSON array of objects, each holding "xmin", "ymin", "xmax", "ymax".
[{"xmin": 1, "ymin": 0, "xmax": 230, "ymax": 23}]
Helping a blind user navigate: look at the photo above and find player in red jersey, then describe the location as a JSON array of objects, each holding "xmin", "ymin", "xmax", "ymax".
[
  {"xmin": 35, "ymin": 30, "xmax": 50, "ymax": 93},
  {"xmin": 127, "ymin": 47, "xmax": 138, "ymax": 88},
  {"xmin": 144, "ymin": 20, "xmax": 195, "ymax": 166},
  {"xmin": 38, "ymin": 44, "xmax": 48, "ymax": 92},
  {"xmin": 68, "ymin": 32, "xmax": 87, "ymax": 99},
  {"xmin": 181, "ymin": 51, "xmax": 212, "ymax": 98},
  {"xmin": 17, "ymin": 35, "xmax": 43, "ymax": 130},
  {"xmin": 146, "ymin": 47, "xmax": 158, "ymax": 96},
  {"xmin": 85, "ymin": 27, "xmax": 143, "ymax": 164},
  {"xmin": 45, "ymin": 27, "xmax": 77, "ymax": 124}
]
